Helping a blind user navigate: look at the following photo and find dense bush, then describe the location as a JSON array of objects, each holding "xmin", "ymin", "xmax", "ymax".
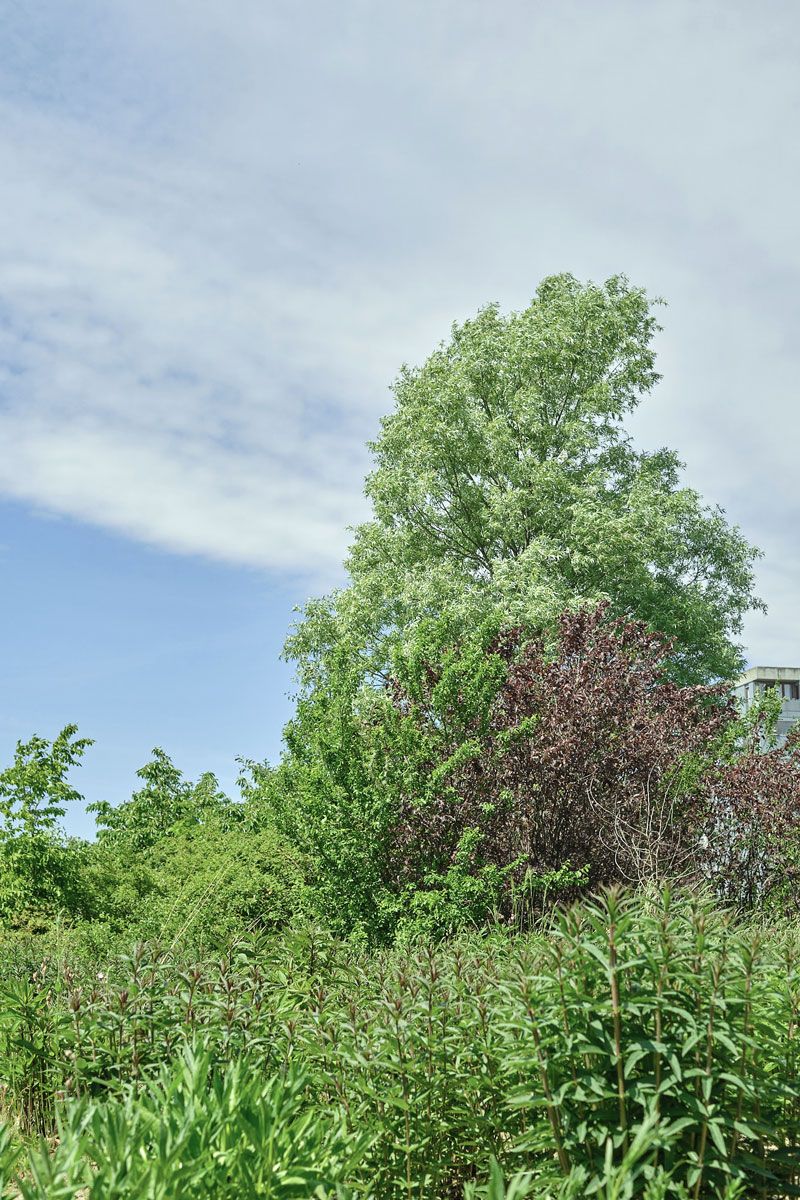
[
  {"xmin": 131, "ymin": 817, "xmax": 307, "ymax": 947},
  {"xmin": 0, "ymin": 741, "xmax": 309, "ymax": 963},
  {"xmin": 262, "ymin": 604, "xmax": 800, "ymax": 942},
  {"xmin": 383, "ymin": 605, "xmax": 730, "ymax": 896}
]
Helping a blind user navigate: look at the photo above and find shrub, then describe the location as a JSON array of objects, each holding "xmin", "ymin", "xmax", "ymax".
[
  {"xmin": 265, "ymin": 603, "xmax": 800, "ymax": 941},
  {"xmin": 135, "ymin": 818, "xmax": 308, "ymax": 948}
]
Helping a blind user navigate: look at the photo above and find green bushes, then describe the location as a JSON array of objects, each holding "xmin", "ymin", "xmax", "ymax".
[
  {"xmin": 261, "ymin": 606, "xmax": 800, "ymax": 944},
  {"xmin": 0, "ymin": 818, "xmax": 307, "ymax": 971},
  {"xmin": 2, "ymin": 889, "xmax": 800, "ymax": 1197},
  {"xmin": 13, "ymin": 1049, "xmax": 367, "ymax": 1200},
  {"xmin": 134, "ymin": 818, "xmax": 307, "ymax": 947},
  {"xmin": 0, "ymin": 738, "xmax": 309, "ymax": 962}
]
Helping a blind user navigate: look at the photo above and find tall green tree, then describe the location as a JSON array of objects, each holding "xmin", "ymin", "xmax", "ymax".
[{"xmin": 286, "ymin": 274, "xmax": 761, "ymax": 688}]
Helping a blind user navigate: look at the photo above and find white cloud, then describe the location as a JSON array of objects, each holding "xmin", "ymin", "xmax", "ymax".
[{"xmin": 0, "ymin": 0, "xmax": 798, "ymax": 662}]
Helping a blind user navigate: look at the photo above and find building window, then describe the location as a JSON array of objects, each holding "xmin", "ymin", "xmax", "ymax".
[
  {"xmin": 757, "ymin": 680, "xmax": 800, "ymax": 699},
  {"xmin": 758, "ymin": 681, "xmax": 800, "ymax": 700}
]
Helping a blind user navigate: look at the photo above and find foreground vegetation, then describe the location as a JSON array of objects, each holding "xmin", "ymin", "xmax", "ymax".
[{"xmin": 2, "ymin": 889, "xmax": 799, "ymax": 1198}]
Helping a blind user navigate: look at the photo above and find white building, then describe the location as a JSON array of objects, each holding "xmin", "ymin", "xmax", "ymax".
[{"xmin": 732, "ymin": 666, "xmax": 800, "ymax": 747}]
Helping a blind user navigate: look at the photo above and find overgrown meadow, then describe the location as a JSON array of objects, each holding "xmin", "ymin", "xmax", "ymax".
[
  {"xmin": 3, "ymin": 278, "xmax": 800, "ymax": 1196},
  {"xmin": 3, "ymin": 890, "xmax": 800, "ymax": 1199}
]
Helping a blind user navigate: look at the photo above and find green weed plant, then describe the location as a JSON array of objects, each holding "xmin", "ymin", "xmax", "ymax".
[{"xmin": 1, "ymin": 889, "xmax": 799, "ymax": 1198}]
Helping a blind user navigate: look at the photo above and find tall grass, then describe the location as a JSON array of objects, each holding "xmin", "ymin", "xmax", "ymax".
[{"xmin": 1, "ymin": 889, "xmax": 799, "ymax": 1198}]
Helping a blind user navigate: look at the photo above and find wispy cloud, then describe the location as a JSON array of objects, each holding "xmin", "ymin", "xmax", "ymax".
[{"xmin": 0, "ymin": 0, "xmax": 798, "ymax": 662}]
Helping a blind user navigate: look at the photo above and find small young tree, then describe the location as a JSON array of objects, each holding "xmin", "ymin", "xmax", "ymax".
[
  {"xmin": 0, "ymin": 724, "xmax": 93, "ymax": 921},
  {"xmin": 89, "ymin": 748, "xmax": 233, "ymax": 851}
]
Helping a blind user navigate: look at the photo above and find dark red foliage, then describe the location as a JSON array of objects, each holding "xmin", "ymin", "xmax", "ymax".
[
  {"xmin": 702, "ymin": 723, "xmax": 800, "ymax": 907},
  {"xmin": 387, "ymin": 603, "xmax": 800, "ymax": 910}
]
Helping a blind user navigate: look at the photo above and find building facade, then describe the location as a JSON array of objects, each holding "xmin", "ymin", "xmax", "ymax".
[{"xmin": 732, "ymin": 666, "xmax": 800, "ymax": 747}]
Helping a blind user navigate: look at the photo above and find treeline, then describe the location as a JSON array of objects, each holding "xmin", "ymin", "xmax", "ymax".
[
  {"xmin": 2, "ymin": 273, "xmax": 799, "ymax": 953},
  {"xmin": 2, "ymin": 600, "xmax": 798, "ymax": 958},
  {"xmin": 0, "ymin": 734, "xmax": 305, "ymax": 954},
  {"xmin": 265, "ymin": 601, "xmax": 800, "ymax": 941}
]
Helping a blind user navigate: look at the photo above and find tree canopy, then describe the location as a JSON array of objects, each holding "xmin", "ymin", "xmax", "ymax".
[{"xmin": 286, "ymin": 273, "xmax": 762, "ymax": 688}]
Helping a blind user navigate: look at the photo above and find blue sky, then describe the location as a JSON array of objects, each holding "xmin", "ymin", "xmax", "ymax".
[
  {"xmin": 1, "ymin": 0, "xmax": 799, "ymax": 838},
  {"xmin": 0, "ymin": 500, "xmax": 299, "ymax": 836}
]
